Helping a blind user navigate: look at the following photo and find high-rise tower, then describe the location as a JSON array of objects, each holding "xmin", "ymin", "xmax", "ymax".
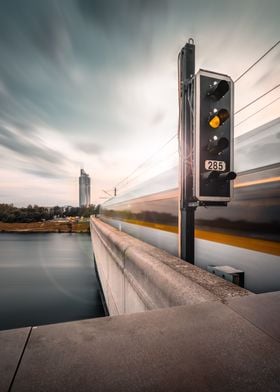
[{"xmin": 79, "ymin": 169, "xmax": 91, "ymax": 207}]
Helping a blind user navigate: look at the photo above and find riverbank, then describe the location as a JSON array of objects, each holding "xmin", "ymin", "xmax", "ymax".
[{"xmin": 0, "ymin": 220, "xmax": 90, "ymax": 233}]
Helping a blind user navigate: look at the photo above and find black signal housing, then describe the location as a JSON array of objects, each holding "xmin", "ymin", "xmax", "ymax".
[{"xmin": 194, "ymin": 70, "xmax": 235, "ymax": 203}]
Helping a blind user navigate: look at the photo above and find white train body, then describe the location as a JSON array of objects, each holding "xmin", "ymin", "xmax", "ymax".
[{"xmin": 101, "ymin": 118, "xmax": 280, "ymax": 293}]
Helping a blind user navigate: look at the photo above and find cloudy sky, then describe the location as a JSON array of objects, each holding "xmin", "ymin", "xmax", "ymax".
[{"xmin": 0, "ymin": 0, "xmax": 279, "ymax": 206}]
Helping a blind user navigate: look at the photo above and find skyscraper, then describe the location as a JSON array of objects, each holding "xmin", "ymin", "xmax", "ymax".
[{"xmin": 79, "ymin": 169, "xmax": 91, "ymax": 207}]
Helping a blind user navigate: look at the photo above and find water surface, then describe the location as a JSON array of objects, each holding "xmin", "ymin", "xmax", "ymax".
[{"xmin": 0, "ymin": 233, "xmax": 104, "ymax": 330}]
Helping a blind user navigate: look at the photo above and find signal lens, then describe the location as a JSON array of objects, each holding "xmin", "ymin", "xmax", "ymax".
[
  {"xmin": 218, "ymin": 109, "xmax": 230, "ymax": 123},
  {"xmin": 207, "ymin": 136, "xmax": 229, "ymax": 154},
  {"xmin": 209, "ymin": 115, "xmax": 220, "ymax": 129},
  {"xmin": 208, "ymin": 80, "xmax": 229, "ymax": 100},
  {"xmin": 208, "ymin": 109, "xmax": 229, "ymax": 129}
]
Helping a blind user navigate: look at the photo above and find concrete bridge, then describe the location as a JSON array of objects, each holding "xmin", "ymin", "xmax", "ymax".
[
  {"xmin": 1, "ymin": 216, "xmax": 279, "ymax": 391},
  {"xmin": 89, "ymin": 217, "xmax": 250, "ymax": 315}
]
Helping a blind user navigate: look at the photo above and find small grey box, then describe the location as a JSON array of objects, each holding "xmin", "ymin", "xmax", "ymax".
[{"xmin": 207, "ymin": 265, "xmax": 244, "ymax": 288}]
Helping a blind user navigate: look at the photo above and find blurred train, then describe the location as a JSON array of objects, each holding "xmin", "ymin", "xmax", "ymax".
[{"xmin": 100, "ymin": 118, "xmax": 280, "ymax": 293}]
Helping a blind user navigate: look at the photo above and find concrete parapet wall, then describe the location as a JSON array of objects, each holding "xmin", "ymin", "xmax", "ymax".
[{"xmin": 90, "ymin": 217, "xmax": 250, "ymax": 315}]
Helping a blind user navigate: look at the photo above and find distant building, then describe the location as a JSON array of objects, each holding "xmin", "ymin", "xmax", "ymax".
[{"xmin": 79, "ymin": 169, "xmax": 91, "ymax": 207}]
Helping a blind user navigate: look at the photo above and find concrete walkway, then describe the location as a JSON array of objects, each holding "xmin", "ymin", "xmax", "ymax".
[{"xmin": 1, "ymin": 292, "xmax": 280, "ymax": 392}]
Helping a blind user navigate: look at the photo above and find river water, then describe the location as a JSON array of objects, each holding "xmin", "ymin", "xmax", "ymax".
[{"xmin": 0, "ymin": 233, "xmax": 105, "ymax": 330}]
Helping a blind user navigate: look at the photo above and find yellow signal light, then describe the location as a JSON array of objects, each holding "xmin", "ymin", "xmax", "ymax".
[
  {"xmin": 208, "ymin": 109, "xmax": 229, "ymax": 129},
  {"xmin": 209, "ymin": 115, "xmax": 220, "ymax": 129}
]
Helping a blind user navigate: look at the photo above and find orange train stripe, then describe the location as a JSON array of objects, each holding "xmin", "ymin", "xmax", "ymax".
[
  {"xmin": 120, "ymin": 218, "xmax": 280, "ymax": 256},
  {"xmin": 234, "ymin": 176, "xmax": 280, "ymax": 188},
  {"xmin": 195, "ymin": 229, "xmax": 280, "ymax": 257},
  {"xmin": 122, "ymin": 218, "xmax": 178, "ymax": 233}
]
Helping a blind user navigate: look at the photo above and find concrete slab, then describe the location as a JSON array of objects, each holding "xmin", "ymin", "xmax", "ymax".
[
  {"xmin": 0, "ymin": 327, "xmax": 31, "ymax": 392},
  {"xmin": 11, "ymin": 301, "xmax": 280, "ymax": 392},
  {"xmin": 227, "ymin": 291, "xmax": 280, "ymax": 342}
]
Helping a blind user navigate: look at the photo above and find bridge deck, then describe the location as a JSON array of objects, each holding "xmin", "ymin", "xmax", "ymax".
[{"xmin": 1, "ymin": 292, "xmax": 279, "ymax": 392}]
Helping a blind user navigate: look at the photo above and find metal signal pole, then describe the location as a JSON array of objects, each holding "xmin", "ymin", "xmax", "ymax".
[{"xmin": 178, "ymin": 39, "xmax": 196, "ymax": 264}]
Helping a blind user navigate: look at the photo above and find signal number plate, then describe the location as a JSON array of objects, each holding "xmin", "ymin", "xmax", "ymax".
[{"xmin": 205, "ymin": 160, "xmax": 226, "ymax": 172}]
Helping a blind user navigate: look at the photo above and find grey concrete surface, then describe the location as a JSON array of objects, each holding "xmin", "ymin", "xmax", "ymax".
[
  {"xmin": 0, "ymin": 327, "xmax": 31, "ymax": 391},
  {"xmin": 90, "ymin": 217, "xmax": 250, "ymax": 315},
  {"xmin": 227, "ymin": 291, "xmax": 280, "ymax": 342},
  {"xmin": 10, "ymin": 298, "xmax": 280, "ymax": 392}
]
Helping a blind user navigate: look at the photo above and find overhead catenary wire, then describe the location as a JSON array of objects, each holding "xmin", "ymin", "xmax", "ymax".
[
  {"xmin": 107, "ymin": 43, "xmax": 279, "ymax": 195},
  {"xmin": 109, "ymin": 82, "xmax": 279, "ymax": 194},
  {"xmin": 114, "ymin": 133, "xmax": 177, "ymax": 189},
  {"xmin": 117, "ymin": 149, "xmax": 178, "ymax": 191},
  {"xmin": 234, "ymin": 84, "xmax": 280, "ymax": 115},
  {"xmin": 110, "ymin": 85, "xmax": 279, "ymax": 194},
  {"xmin": 102, "ymin": 189, "xmax": 113, "ymax": 197},
  {"xmin": 111, "ymin": 49, "xmax": 187, "ymax": 194},
  {"xmin": 102, "ymin": 132, "xmax": 178, "ymax": 196},
  {"xmin": 234, "ymin": 40, "xmax": 280, "ymax": 83},
  {"xmin": 116, "ymin": 146, "xmax": 178, "ymax": 191},
  {"xmin": 109, "ymin": 50, "xmax": 186, "ymax": 194},
  {"xmin": 235, "ymin": 95, "xmax": 280, "ymax": 127},
  {"xmin": 115, "ymin": 133, "xmax": 177, "ymax": 188}
]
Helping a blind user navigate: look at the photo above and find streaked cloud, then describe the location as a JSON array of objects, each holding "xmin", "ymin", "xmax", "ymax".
[
  {"xmin": 0, "ymin": 0, "xmax": 279, "ymax": 205},
  {"xmin": 0, "ymin": 125, "xmax": 63, "ymax": 164},
  {"xmin": 75, "ymin": 141, "xmax": 103, "ymax": 155}
]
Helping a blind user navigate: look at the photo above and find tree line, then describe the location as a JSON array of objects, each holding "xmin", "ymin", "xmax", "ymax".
[{"xmin": 0, "ymin": 204, "xmax": 99, "ymax": 223}]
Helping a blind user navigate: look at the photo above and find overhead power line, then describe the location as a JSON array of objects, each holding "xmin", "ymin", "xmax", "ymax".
[
  {"xmin": 111, "ymin": 80, "xmax": 279, "ymax": 193},
  {"xmin": 108, "ymin": 42, "xmax": 279, "ymax": 195},
  {"xmin": 111, "ymin": 84, "xmax": 279, "ymax": 194},
  {"xmin": 102, "ymin": 189, "xmax": 113, "ymax": 197},
  {"xmin": 235, "ymin": 40, "xmax": 280, "ymax": 83},
  {"xmin": 117, "ymin": 149, "xmax": 178, "ymax": 191},
  {"xmin": 115, "ymin": 133, "xmax": 177, "ymax": 188},
  {"xmin": 235, "ymin": 84, "xmax": 280, "ymax": 115},
  {"xmin": 235, "ymin": 95, "xmax": 280, "ymax": 127}
]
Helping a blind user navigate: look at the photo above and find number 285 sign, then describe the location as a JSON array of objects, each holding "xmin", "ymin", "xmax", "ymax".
[{"xmin": 205, "ymin": 160, "xmax": 226, "ymax": 172}]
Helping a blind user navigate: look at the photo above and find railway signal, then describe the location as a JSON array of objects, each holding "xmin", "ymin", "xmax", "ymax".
[{"xmin": 194, "ymin": 70, "xmax": 236, "ymax": 203}]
